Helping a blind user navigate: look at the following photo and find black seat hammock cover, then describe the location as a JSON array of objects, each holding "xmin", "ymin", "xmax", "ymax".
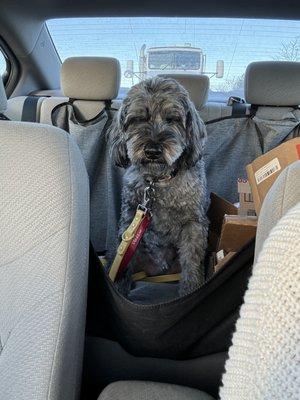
[{"xmin": 86, "ymin": 239, "xmax": 254, "ymax": 360}]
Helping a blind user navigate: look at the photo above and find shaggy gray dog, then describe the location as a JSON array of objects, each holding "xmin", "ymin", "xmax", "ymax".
[{"xmin": 109, "ymin": 76, "xmax": 209, "ymax": 296}]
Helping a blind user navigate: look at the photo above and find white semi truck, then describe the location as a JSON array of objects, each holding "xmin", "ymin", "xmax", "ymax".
[{"xmin": 125, "ymin": 43, "xmax": 224, "ymax": 81}]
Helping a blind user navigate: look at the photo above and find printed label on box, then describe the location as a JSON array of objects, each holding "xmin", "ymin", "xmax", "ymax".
[
  {"xmin": 216, "ymin": 249, "xmax": 225, "ymax": 262},
  {"xmin": 254, "ymin": 158, "xmax": 281, "ymax": 185}
]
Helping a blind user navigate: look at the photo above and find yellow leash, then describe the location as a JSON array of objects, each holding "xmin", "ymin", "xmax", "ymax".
[
  {"xmin": 107, "ymin": 182, "xmax": 181, "ymax": 284},
  {"xmin": 132, "ymin": 271, "xmax": 181, "ymax": 283},
  {"xmin": 105, "ymin": 206, "xmax": 181, "ymax": 284},
  {"xmin": 109, "ymin": 207, "xmax": 148, "ymax": 282}
]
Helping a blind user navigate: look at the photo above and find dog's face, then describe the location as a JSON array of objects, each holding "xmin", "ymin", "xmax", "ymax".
[{"xmin": 110, "ymin": 76, "xmax": 206, "ymax": 177}]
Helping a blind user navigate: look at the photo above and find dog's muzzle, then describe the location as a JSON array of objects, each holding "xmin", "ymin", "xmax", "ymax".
[{"xmin": 144, "ymin": 143, "xmax": 163, "ymax": 160}]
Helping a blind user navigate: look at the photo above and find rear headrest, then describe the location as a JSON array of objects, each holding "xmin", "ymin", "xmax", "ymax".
[
  {"xmin": 0, "ymin": 78, "xmax": 7, "ymax": 113},
  {"xmin": 245, "ymin": 61, "xmax": 300, "ymax": 106},
  {"xmin": 61, "ymin": 57, "xmax": 121, "ymax": 101},
  {"xmin": 159, "ymin": 74, "xmax": 209, "ymax": 109}
]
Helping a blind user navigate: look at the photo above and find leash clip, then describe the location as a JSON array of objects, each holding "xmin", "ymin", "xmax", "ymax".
[{"xmin": 142, "ymin": 183, "xmax": 155, "ymax": 208}]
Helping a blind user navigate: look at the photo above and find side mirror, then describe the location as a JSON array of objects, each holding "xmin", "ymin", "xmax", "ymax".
[
  {"xmin": 124, "ymin": 60, "xmax": 134, "ymax": 78},
  {"xmin": 216, "ymin": 60, "xmax": 224, "ymax": 78}
]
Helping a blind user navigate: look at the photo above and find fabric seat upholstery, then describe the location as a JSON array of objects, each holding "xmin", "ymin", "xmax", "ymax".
[
  {"xmin": 205, "ymin": 61, "xmax": 300, "ymax": 202},
  {"xmin": 98, "ymin": 162, "xmax": 300, "ymax": 399},
  {"xmin": 6, "ymin": 95, "xmax": 46, "ymax": 122},
  {"xmin": 245, "ymin": 61, "xmax": 300, "ymax": 106},
  {"xmin": 0, "ymin": 107, "xmax": 90, "ymax": 398},
  {"xmin": 99, "ymin": 380, "xmax": 214, "ymax": 400}
]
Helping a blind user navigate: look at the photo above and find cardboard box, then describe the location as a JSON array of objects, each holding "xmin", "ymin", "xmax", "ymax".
[
  {"xmin": 218, "ymin": 215, "xmax": 257, "ymax": 253},
  {"xmin": 207, "ymin": 193, "xmax": 257, "ymax": 275},
  {"xmin": 237, "ymin": 178, "xmax": 256, "ymax": 217},
  {"xmin": 207, "ymin": 192, "xmax": 238, "ymax": 252},
  {"xmin": 246, "ymin": 138, "xmax": 300, "ymax": 215},
  {"xmin": 214, "ymin": 251, "xmax": 236, "ymax": 274}
]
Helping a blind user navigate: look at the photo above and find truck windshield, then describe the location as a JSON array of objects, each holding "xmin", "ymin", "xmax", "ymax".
[{"xmin": 148, "ymin": 51, "xmax": 201, "ymax": 70}]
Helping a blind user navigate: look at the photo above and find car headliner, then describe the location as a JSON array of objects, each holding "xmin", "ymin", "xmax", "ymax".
[{"xmin": 1, "ymin": 0, "xmax": 300, "ymax": 20}]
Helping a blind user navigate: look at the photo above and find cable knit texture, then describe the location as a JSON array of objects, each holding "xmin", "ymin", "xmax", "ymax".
[{"xmin": 220, "ymin": 202, "xmax": 300, "ymax": 400}]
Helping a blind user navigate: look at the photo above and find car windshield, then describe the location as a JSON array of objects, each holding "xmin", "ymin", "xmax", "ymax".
[
  {"xmin": 47, "ymin": 17, "xmax": 300, "ymax": 102},
  {"xmin": 148, "ymin": 51, "xmax": 201, "ymax": 70}
]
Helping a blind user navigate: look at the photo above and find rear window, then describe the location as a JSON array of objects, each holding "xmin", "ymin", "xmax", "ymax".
[{"xmin": 47, "ymin": 18, "xmax": 300, "ymax": 102}]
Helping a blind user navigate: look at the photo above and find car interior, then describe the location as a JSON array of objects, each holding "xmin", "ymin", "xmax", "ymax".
[{"xmin": 0, "ymin": 1, "xmax": 299, "ymax": 399}]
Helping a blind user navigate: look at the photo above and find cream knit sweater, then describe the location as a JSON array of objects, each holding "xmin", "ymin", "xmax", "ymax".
[{"xmin": 220, "ymin": 202, "xmax": 300, "ymax": 400}]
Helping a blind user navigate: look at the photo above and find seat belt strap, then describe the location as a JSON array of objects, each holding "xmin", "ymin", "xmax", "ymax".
[{"xmin": 21, "ymin": 96, "xmax": 40, "ymax": 122}]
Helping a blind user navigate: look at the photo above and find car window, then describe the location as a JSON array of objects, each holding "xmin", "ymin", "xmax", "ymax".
[
  {"xmin": 0, "ymin": 50, "xmax": 7, "ymax": 77},
  {"xmin": 47, "ymin": 18, "xmax": 300, "ymax": 102}
]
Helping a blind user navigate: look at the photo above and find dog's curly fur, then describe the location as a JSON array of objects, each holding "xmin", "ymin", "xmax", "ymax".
[{"xmin": 109, "ymin": 76, "xmax": 209, "ymax": 296}]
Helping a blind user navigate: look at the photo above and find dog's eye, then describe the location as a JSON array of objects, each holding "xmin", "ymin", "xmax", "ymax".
[
  {"xmin": 166, "ymin": 116, "xmax": 181, "ymax": 124},
  {"xmin": 130, "ymin": 116, "xmax": 148, "ymax": 124}
]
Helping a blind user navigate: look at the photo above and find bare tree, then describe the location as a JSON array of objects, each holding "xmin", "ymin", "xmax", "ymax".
[
  {"xmin": 275, "ymin": 37, "xmax": 300, "ymax": 61},
  {"xmin": 216, "ymin": 73, "xmax": 245, "ymax": 92}
]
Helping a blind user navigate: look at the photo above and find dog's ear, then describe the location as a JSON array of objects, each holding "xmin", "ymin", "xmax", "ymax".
[
  {"xmin": 108, "ymin": 105, "xmax": 130, "ymax": 168},
  {"xmin": 182, "ymin": 98, "xmax": 207, "ymax": 168}
]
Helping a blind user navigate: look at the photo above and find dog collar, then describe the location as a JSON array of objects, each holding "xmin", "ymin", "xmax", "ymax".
[
  {"xmin": 153, "ymin": 174, "xmax": 173, "ymax": 183},
  {"xmin": 144, "ymin": 165, "xmax": 179, "ymax": 185}
]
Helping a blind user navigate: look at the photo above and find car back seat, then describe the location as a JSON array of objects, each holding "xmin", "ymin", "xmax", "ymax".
[
  {"xmin": 205, "ymin": 61, "xmax": 300, "ymax": 203},
  {"xmin": 6, "ymin": 95, "xmax": 46, "ymax": 122},
  {"xmin": 200, "ymin": 101, "xmax": 235, "ymax": 122},
  {"xmin": 5, "ymin": 57, "xmax": 123, "ymax": 255},
  {"xmin": 47, "ymin": 57, "xmax": 123, "ymax": 255}
]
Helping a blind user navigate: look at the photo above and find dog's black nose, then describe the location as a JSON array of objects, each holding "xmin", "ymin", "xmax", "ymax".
[{"xmin": 144, "ymin": 144, "xmax": 163, "ymax": 160}]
